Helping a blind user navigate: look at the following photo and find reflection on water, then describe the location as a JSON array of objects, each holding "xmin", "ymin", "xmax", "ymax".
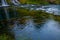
[
  {"xmin": 11, "ymin": 17, "xmax": 60, "ymax": 40},
  {"xmin": 0, "ymin": 3, "xmax": 60, "ymax": 40},
  {"xmin": 40, "ymin": 19, "xmax": 60, "ymax": 40}
]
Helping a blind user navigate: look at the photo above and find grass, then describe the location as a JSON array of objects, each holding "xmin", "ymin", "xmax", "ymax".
[{"xmin": 0, "ymin": 34, "xmax": 14, "ymax": 40}]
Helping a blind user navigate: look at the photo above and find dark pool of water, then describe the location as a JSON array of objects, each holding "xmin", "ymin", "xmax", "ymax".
[{"xmin": 11, "ymin": 17, "xmax": 60, "ymax": 40}]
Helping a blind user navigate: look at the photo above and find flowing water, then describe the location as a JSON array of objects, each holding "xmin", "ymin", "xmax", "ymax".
[
  {"xmin": 1, "ymin": 0, "xmax": 10, "ymax": 20},
  {"xmin": 0, "ymin": 0, "xmax": 60, "ymax": 40},
  {"xmin": 1, "ymin": 0, "xmax": 9, "ymax": 6},
  {"xmin": 11, "ymin": 0, "xmax": 20, "ymax": 5}
]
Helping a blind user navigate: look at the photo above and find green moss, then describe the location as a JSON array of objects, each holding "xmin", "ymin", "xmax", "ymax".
[{"xmin": 0, "ymin": 34, "xmax": 14, "ymax": 40}]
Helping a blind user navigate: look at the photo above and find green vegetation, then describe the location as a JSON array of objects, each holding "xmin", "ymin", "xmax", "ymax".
[
  {"xmin": 1, "ymin": 0, "xmax": 60, "ymax": 40},
  {"xmin": 53, "ymin": 0, "xmax": 60, "ymax": 4},
  {"xmin": 6, "ymin": 0, "xmax": 60, "ymax": 5},
  {"xmin": 54, "ymin": 15, "xmax": 60, "ymax": 22},
  {"xmin": 19, "ymin": 0, "xmax": 49, "ymax": 5},
  {"xmin": 1, "ymin": 6, "xmax": 60, "ymax": 22},
  {"xmin": 0, "ymin": 34, "xmax": 14, "ymax": 40},
  {"xmin": 16, "ymin": 8, "xmax": 60, "ymax": 22},
  {"xmin": 19, "ymin": 0, "xmax": 60, "ymax": 4},
  {"xmin": 0, "ymin": 21, "xmax": 14, "ymax": 40}
]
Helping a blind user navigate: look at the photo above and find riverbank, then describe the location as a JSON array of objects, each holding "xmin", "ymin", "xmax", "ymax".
[
  {"xmin": 0, "ymin": 7, "xmax": 60, "ymax": 24},
  {"xmin": 19, "ymin": 0, "xmax": 60, "ymax": 5},
  {"xmin": 6, "ymin": 0, "xmax": 60, "ymax": 5}
]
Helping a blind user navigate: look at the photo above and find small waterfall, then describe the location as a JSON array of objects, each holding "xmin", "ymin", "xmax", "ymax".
[
  {"xmin": 4, "ymin": 8, "xmax": 10, "ymax": 20},
  {"xmin": 1, "ymin": 0, "xmax": 9, "ymax": 6},
  {"xmin": 15, "ymin": 0, "xmax": 20, "ymax": 4},
  {"xmin": 11, "ymin": 0, "xmax": 21, "ymax": 18},
  {"xmin": 11, "ymin": 0, "xmax": 20, "ymax": 5},
  {"xmin": 1, "ymin": 0, "xmax": 10, "ymax": 20},
  {"xmin": 13, "ymin": 6, "xmax": 17, "ymax": 18}
]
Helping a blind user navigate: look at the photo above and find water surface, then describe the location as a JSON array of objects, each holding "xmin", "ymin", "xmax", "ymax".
[{"xmin": 11, "ymin": 17, "xmax": 60, "ymax": 40}]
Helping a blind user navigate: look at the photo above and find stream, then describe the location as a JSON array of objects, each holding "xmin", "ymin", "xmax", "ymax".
[{"xmin": 0, "ymin": 0, "xmax": 60, "ymax": 40}]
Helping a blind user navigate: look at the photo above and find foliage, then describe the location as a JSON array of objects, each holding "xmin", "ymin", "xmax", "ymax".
[
  {"xmin": 18, "ymin": 0, "xmax": 60, "ymax": 4},
  {"xmin": 0, "ymin": 34, "xmax": 14, "ymax": 40}
]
